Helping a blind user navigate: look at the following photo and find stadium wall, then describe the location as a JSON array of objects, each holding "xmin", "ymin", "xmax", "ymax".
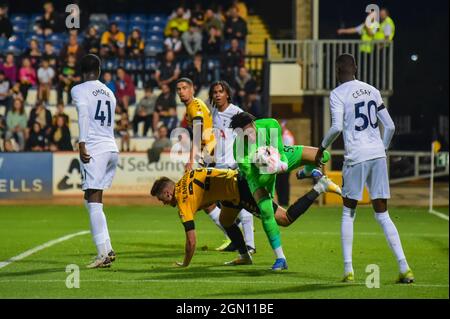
[{"xmin": 0, "ymin": 152, "xmax": 185, "ymax": 199}]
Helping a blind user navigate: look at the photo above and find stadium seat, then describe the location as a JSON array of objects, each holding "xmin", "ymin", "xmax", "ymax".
[
  {"xmin": 148, "ymin": 24, "xmax": 164, "ymax": 33},
  {"xmin": 145, "ymin": 33, "xmax": 164, "ymax": 42},
  {"xmin": 129, "ymin": 14, "xmax": 147, "ymax": 23},
  {"xmin": 115, "ymin": 21, "xmax": 128, "ymax": 33},
  {"xmin": 89, "ymin": 13, "xmax": 108, "ymax": 23},
  {"xmin": 109, "ymin": 14, "xmax": 128, "ymax": 23},
  {"xmin": 148, "ymin": 14, "xmax": 168, "ymax": 24},
  {"xmin": 144, "ymin": 57, "xmax": 158, "ymax": 71},
  {"xmin": 10, "ymin": 14, "xmax": 29, "ymax": 23},
  {"xmin": 128, "ymin": 22, "xmax": 146, "ymax": 33},
  {"xmin": 144, "ymin": 42, "xmax": 164, "ymax": 56}
]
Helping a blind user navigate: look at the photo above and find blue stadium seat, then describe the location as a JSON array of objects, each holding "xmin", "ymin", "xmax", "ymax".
[
  {"xmin": 10, "ymin": 14, "xmax": 29, "ymax": 23},
  {"xmin": 25, "ymin": 34, "xmax": 45, "ymax": 44},
  {"xmin": 109, "ymin": 14, "xmax": 128, "ymax": 23},
  {"xmin": 144, "ymin": 42, "xmax": 163, "ymax": 56},
  {"xmin": 145, "ymin": 33, "xmax": 164, "ymax": 42},
  {"xmin": 4, "ymin": 45, "xmax": 22, "ymax": 55},
  {"xmin": 103, "ymin": 58, "xmax": 119, "ymax": 70},
  {"xmin": 12, "ymin": 24, "xmax": 28, "ymax": 35},
  {"xmin": 144, "ymin": 57, "xmax": 158, "ymax": 71},
  {"xmin": 115, "ymin": 21, "xmax": 128, "ymax": 33},
  {"xmin": 128, "ymin": 22, "xmax": 146, "ymax": 33},
  {"xmin": 148, "ymin": 14, "xmax": 168, "ymax": 24},
  {"xmin": 124, "ymin": 59, "xmax": 138, "ymax": 71},
  {"xmin": 129, "ymin": 14, "xmax": 147, "ymax": 23},
  {"xmin": 30, "ymin": 14, "xmax": 42, "ymax": 23},
  {"xmin": 148, "ymin": 24, "xmax": 164, "ymax": 33},
  {"xmin": 48, "ymin": 33, "xmax": 65, "ymax": 42}
]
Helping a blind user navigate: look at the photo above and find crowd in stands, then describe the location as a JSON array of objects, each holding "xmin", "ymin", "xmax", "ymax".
[{"xmin": 0, "ymin": 0, "xmax": 263, "ymax": 153}]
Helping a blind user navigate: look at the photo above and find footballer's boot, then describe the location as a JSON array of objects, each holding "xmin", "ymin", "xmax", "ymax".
[
  {"xmin": 342, "ymin": 272, "xmax": 355, "ymax": 283},
  {"xmin": 397, "ymin": 269, "xmax": 415, "ymax": 284},
  {"xmin": 108, "ymin": 250, "xmax": 116, "ymax": 262},
  {"xmin": 271, "ymin": 258, "xmax": 288, "ymax": 271},
  {"xmin": 296, "ymin": 168, "xmax": 323, "ymax": 183},
  {"xmin": 86, "ymin": 255, "xmax": 112, "ymax": 269},
  {"xmin": 247, "ymin": 246, "xmax": 256, "ymax": 255},
  {"xmin": 224, "ymin": 253, "xmax": 253, "ymax": 266},
  {"xmin": 316, "ymin": 175, "xmax": 342, "ymax": 196}
]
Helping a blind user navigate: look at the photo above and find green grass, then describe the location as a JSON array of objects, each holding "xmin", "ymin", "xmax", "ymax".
[{"xmin": 0, "ymin": 205, "xmax": 448, "ymax": 299}]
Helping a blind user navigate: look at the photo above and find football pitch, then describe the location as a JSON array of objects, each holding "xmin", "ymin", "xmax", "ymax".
[{"xmin": 0, "ymin": 204, "xmax": 448, "ymax": 299}]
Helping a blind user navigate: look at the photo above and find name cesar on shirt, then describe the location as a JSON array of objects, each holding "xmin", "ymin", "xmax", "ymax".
[
  {"xmin": 92, "ymin": 89, "xmax": 110, "ymax": 97},
  {"xmin": 352, "ymin": 88, "xmax": 371, "ymax": 99}
]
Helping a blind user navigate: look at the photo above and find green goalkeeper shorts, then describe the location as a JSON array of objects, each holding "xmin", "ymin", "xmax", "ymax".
[{"xmin": 284, "ymin": 145, "xmax": 305, "ymax": 172}]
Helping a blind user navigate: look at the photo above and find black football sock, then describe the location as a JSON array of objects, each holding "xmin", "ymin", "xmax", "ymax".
[
  {"xmin": 223, "ymin": 223, "xmax": 248, "ymax": 255},
  {"xmin": 286, "ymin": 189, "xmax": 320, "ymax": 223}
]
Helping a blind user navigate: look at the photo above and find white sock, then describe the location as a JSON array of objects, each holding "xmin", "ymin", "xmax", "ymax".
[
  {"xmin": 274, "ymin": 247, "xmax": 285, "ymax": 259},
  {"xmin": 208, "ymin": 206, "xmax": 229, "ymax": 238},
  {"xmin": 238, "ymin": 210, "xmax": 255, "ymax": 249},
  {"xmin": 342, "ymin": 206, "xmax": 356, "ymax": 274},
  {"xmin": 374, "ymin": 211, "xmax": 409, "ymax": 273},
  {"xmin": 87, "ymin": 202, "xmax": 108, "ymax": 257},
  {"xmin": 100, "ymin": 210, "xmax": 113, "ymax": 252}
]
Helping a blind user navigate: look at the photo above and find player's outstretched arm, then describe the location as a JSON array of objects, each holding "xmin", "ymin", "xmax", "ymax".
[{"xmin": 176, "ymin": 228, "xmax": 197, "ymax": 267}]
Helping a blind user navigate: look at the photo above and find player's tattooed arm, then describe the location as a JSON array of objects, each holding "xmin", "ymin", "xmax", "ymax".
[{"xmin": 175, "ymin": 225, "xmax": 196, "ymax": 267}]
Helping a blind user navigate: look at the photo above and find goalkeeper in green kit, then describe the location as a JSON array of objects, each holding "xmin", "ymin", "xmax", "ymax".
[{"xmin": 230, "ymin": 112, "xmax": 341, "ymax": 270}]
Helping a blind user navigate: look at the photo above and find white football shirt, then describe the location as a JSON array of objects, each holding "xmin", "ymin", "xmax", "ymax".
[
  {"xmin": 71, "ymin": 80, "xmax": 119, "ymax": 156},
  {"xmin": 329, "ymin": 79, "xmax": 386, "ymax": 165},
  {"xmin": 212, "ymin": 103, "xmax": 243, "ymax": 169}
]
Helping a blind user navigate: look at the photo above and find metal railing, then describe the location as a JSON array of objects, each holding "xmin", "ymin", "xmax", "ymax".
[
  {"xmin": 266, "ymin": 39, "xmax": 394, "ymax": 95},
  {"xmin": 329, "ymin": 150, "xmax": 449, "ymax": 184}
]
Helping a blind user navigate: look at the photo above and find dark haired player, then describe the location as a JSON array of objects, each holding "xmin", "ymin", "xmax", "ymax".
[{"xmin": 71, "ymin": 54, "xmax": 118, "ymax": 268}]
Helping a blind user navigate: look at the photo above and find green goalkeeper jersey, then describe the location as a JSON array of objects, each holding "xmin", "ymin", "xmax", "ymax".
[{"xmin": 233, "ymin": 118, "xmax": 288, "ymax": 195}]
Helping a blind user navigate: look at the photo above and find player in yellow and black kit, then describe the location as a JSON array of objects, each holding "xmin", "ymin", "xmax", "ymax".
[{"xmin": 150, "ymin": 168, "xmax": 339, "ymax": 267}]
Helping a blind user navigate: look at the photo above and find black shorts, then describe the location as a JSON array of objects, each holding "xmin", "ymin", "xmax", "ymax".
[{"xmin": 221, "ymin": 173, "xmax": 278, "ymax": 219}]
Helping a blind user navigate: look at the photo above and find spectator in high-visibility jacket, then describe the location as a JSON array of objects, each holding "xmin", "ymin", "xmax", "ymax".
[{"xmin": 374, "ymin": 8, "xmax": 395, "ymax": 42}]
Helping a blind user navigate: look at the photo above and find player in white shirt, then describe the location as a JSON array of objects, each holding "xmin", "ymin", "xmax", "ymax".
[
  {"xmin": 71, "ymin": 54, "xmax": 119, "ymax": 269},
  {"xmin": 316, "ymin": 54, "xmax": 414, "ymax": 283},
  {"xmin": 209, "ymin": 80, "xmax": 255, "ymax": 253}
]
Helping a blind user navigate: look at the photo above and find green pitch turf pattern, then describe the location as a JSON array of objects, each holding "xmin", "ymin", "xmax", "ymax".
[{"xmin": 0, "ymin": 205, "xmax": 448, "ymax": 299}]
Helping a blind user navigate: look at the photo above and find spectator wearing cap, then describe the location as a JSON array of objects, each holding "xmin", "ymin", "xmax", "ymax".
[
  {"xmin": 100, "ymin": 23, "xmax": 126, "ymax": 59},
  {"xmin": 164, "ymin": 6, "xmax": 189, "ymax": 37},
  {"xmin": 115, "ymin": 67, "xmax": 136, "ymax": 114},
  {"xmin": 155, "ymin": 50, "xmax": 180, "ymax": 92},
  {"xmin": 126, "ymin": 28, "xmax": 145, "ymax": 59},
  {"xmin": 164, "ymin": 28, "xmax": 183, "ymax": 55}
]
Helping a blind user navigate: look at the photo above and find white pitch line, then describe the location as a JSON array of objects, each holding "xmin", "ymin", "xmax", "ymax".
[
  {"xmin": 429, "ymin": 210, "xmax": 449, "ymax": 221},
  {"xmin": 0, "ymin": 279, "xmax": 447, "ymax": 288},
  {"xmin": 0, "ymin": 230, "xmax": 89, "ymax": 270}
]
